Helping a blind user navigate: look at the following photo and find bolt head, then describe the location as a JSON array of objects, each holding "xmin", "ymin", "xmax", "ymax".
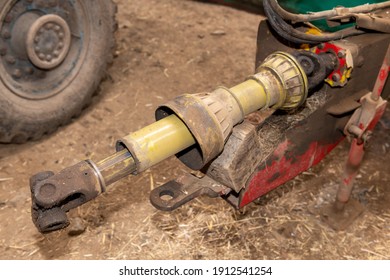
[
  {"xmin": 2, "ymin": 30, "xmax": 11, "ymax": 39},
  {"xmin": 12, "ymin": 69, "xmax": 22, "ymax": 79},
  {"xmin": 0, "ymin": 47, "xmax": 7, "ymax": 56},
  {"xmin": 337, "ymin": 50, "xmax": 346, "ymax": 58},
  {"xmin": 45, "ymin": 23, "xmax": 54, "ymax": 30},
  {"xmin": 332, "ymin": 73, "xmax": 341, "ymax": 82},
  {"xmin": 6, "ymin": 56, "xmax": 16, "ymax": 64}
]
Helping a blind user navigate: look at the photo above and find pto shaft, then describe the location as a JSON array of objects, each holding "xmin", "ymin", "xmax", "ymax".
[
  {"xmin": 30, "ymin": 51, "xmax": 310, "ymax": 233},
  {"xmin": 95, "ymin": 52, "xmax": 308, "ymax": 187}
]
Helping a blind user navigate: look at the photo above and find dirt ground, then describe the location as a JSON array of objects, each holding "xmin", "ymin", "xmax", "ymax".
[{"xmin": 0, "ymin": 0, "xmax": 390, "ymax": 260}]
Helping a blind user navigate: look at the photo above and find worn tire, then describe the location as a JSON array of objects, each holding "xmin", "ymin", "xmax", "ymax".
[{"xmin": 0, "ymin": 0, "xmax": 117, "ymax": 143}]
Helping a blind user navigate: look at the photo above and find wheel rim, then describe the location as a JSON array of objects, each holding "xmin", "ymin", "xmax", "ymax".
[{"xmin": 0, "ymin": 0, "xmax": 90, "ymax": 100}]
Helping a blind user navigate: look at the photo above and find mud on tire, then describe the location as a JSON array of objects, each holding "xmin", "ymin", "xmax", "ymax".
[{"xmin": 0, "ymin": 0, "xmax": 117, "ymax": 143}]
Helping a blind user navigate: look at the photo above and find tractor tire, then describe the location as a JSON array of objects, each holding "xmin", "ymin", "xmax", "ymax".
[{"xmin": 0, "ymin": 0, "xmax": 117, "ymax": 143}]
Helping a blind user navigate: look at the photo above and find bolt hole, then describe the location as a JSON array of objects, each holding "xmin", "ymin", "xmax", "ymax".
[
  {"xmin": 84, "ymin": 172, "xmax": 88, "ymax": 176},
  {"xmin": 159, "ymin": 190, "xmax": 175, "ymax": 201}
]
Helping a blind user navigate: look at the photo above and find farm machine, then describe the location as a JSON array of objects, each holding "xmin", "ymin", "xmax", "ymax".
[{"xmin": 25, "ymin": 0, "xmax": 390, "ymax": 233}]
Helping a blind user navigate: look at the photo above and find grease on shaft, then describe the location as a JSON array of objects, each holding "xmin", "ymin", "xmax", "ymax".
[{"xmin": 95, "ymin": 149, "xmax": 137, "ymax": 187}]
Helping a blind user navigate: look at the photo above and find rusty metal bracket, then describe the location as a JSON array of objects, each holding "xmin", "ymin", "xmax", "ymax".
[
  {"xmin": 344, "ymin": 93, "xmax": 388, "ymax": 144},
  {"xmin": 344, "ymin": 42, "xmax": 390, "ymax": 143},
  {"xmin": 30, "ymin": 161, "xmax": 105, "ymax": 233},
  {"xmin": 150, "ymin": 174, "xmax": 231, "ymax": 211},
  {"xmin": 332, "ymin": 44, "xmax": 389, "ymax": 215}
]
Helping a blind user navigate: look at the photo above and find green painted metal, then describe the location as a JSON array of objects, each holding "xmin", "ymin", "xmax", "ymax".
[
  {"xmin": 208, "ymin": 0, "xmax": 387, "ymax": 31},
  {"xmin": 278, "ymin": 0, "xmax": 384, "ymax": 14},
  {"xmin": 278, "ymin": 0, "xmax": 386, "ymax": 31}
]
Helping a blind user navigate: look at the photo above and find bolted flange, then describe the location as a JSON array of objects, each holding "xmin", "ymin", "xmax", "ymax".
[{"xmin": 26, "ymin": 14, "xmax": 71, "ymax": 70}]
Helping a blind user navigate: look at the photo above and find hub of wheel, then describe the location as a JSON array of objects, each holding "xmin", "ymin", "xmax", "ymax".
[{"xmin": 26, "ymin": 14, "xmax": 71, "ymax": 69}]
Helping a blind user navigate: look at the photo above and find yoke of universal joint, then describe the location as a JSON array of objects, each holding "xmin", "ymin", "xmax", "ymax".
[{"xmin": 30, "ymin": 161, "xmax": 105, "ymax": 233}]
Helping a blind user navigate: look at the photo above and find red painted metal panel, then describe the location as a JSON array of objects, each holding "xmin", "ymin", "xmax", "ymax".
[{"xmin": 239, "ymin": 139, "xmax": 343, "ymax": 207}]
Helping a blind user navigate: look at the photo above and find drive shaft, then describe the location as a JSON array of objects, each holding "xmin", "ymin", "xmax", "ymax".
[{"xmin": 30, "ymin": 51, "xmax": 311, "ymax": 233}]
